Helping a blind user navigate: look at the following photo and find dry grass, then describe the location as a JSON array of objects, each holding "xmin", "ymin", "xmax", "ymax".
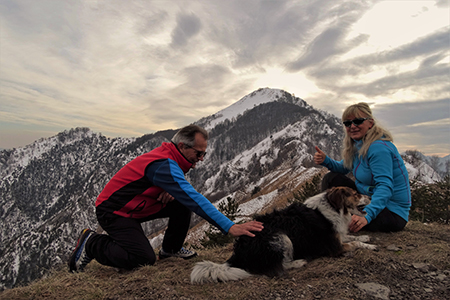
[{"xmin": 1, "ymin": 221, "xmax": 449, "ymax": 300}]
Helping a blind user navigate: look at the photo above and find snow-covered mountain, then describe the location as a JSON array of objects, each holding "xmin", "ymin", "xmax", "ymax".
[
  {"xmin": 0, "ymin": 88, "xmax": 444, "ymax": 290},
  {"xmin": 402, "ymin": 151, "xmax": 449, "ymax": 183}
]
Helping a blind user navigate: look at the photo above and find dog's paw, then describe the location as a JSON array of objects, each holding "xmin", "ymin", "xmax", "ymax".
[
  {"xmin": 365, "ymin": 243, "xmax": 379, "ymax": 251},
  {"xmin": 356, "ymin": 235, "xmax": 371, "ymax": 243},
  {"xmin": 284, "ymin": 259, "xmax": 307, "ymax": 270}
]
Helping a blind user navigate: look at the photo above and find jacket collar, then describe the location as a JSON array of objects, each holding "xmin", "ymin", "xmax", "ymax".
[{"xmin": 164, "ymin": 142, "xmax": 193, "ymax": 173}]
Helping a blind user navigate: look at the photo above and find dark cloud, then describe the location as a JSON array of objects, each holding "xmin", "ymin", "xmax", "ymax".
[
  {"xmin": 337, "ymin": 63, "xmax": 449, "ymax": 98},
  {"xmin": 284, "ymin": 1, "xmax": 373, "ymax": 71},
  {"xmin": 369, "ymin": 99, "xmax": 449, "ymax": 155},
  {"xmin": 435, "ymin": 0, "xmax": 449, "ymax": 8},
  {"xmin": 287, "ymin": 26, "xmax": 369, "ymax": 71},
  {"xmin": 420, "ymin": 53, "xmax": 447, "ymax": 68},
  {"xmin": 202, "ymin": 0, "xmax": 373, "ymax": 69},
  {"xmin": 170, "ymin": 12, "xmax": 202, "ymax": 48},
  {"xmin": 287, "ymin": 27, "xmax": 346, "ymax": 71},
  {"xmin": 372, "ymin": 98, "xmax": 449, "ymax": 127},
  {"xmin": 354, "ymin": 28, "xmax": 449, "ymax": 65},
  {"xmin": 305, "ymin": 27, "xmax": 449, "ymax": 98}
]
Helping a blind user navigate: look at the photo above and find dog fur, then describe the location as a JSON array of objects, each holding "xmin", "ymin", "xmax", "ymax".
[{"xmin": 190, "ymin": 187, "xmax": 378, "ymax": 284}]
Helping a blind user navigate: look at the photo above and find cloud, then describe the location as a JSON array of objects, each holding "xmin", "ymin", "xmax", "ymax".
[
  {"xmin": 304, "ymin": 26, "xmax": 449, "ymax": 100},
  {"xmin": 354, "ymin": 28, "xmax": 449, "ymax": 65},
  {"xmin": 0, "ymin": 0, "xmax": 448, "ymax": 155},
  {"xmin": 170, "ymin": 12, "xmax": 202, "ymax": 48},
  {"xmin": 373, "ymin": 98, "xmax": 449, "ymax": 127},
  {"xmin": 372, "ymin": 99, "xmax": 450, "ymax": 155}
]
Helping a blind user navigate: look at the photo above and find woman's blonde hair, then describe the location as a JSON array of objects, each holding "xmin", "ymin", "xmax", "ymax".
[{"xmin": 341, "ymin": 102, "xmax": 393, "ymax": 169}]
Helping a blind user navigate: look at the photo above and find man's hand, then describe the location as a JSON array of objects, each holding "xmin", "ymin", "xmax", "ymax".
[
  {"xmin": 157, "ymin": 191, "xmax": 174, "ymax": 204},
  {"xmin": 228, "ymin": 221, "xmax": 264, "ymax": 237},
  {"xmin": 314, "ymin": 146, "xmax": 326, "ymax": 165}
]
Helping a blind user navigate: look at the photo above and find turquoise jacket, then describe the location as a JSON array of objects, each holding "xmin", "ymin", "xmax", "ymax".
[{"xmin": 321, "ymin": 139, "xmax": 411, "ymax": 223}]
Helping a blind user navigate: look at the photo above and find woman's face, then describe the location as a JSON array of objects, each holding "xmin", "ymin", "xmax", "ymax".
[{"xmin": 344, "ymin": 114, "xmax": 374, "ymax": 141}]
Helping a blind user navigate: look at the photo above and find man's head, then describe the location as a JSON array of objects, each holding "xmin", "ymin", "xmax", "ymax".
[{"xmin": 172, "ymin": 125, "xmax": 208, "ymax": 168}]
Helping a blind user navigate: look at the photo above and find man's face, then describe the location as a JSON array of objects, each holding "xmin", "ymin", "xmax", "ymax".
[{"xmin": 179, "ymin": 133, "xmax": 207, "ymax": 168}]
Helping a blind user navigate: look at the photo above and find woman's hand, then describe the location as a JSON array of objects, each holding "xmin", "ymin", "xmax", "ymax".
[
  {"xmin": 314, "ymin": 146, "xmax": 326, "ymax": 165},
  {"xmin": 349, "ymin": 215, "xmax": 368, "ymax": 233}
]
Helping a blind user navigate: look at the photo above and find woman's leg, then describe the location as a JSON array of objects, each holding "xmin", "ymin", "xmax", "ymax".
[
  {"xmin": 363, "ymin": 208, "xmax": 407, "ymax": 232},
  {"xmin": 321, "ymin": 172, "xmax": 357, "ymax": 191}
]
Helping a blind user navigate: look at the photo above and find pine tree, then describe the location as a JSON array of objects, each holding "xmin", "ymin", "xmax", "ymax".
[
  {"xmin": 200, "ymin": 197, "xmax": 241, "ymax": 248},
  {"xmin": 291, "ymin": 174, "xmax": 322, "ymax": 203},
  {"xmin": 410, "ymin": 175, "xmax": 450, "ymax": 224}
]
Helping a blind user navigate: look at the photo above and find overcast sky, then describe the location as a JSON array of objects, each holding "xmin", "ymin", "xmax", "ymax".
[{"xmin": 0, "ymin": 0, "xmax": 449, "ymax": 156}]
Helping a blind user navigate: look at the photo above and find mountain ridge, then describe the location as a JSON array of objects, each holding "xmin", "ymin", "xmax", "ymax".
[{"xmin": 0, "ymin": 88, "xmax": 446, "ymax": 290}]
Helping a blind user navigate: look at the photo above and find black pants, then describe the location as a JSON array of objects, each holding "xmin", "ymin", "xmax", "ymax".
[
  {"xmin": 321, "ymin": 172, "xmax": 407, "ymax": 232},
  {"xmin": 86, "ymin": 200, "xmax": 192, "ymax": 269}
]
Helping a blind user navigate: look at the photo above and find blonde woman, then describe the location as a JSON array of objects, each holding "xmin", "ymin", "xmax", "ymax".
[{"xmin": 314, "ymin": 102, "xmax": 411, "ymax": 233}]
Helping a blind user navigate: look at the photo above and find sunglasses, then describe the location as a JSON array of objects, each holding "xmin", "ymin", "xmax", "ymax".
[
  {"xmin": 185, "ymin": 144, "xmax": 207, "ymax": 158},
  {"xmin": 343, "ymin": 118, "xmax": 369, "ymax": 127}
]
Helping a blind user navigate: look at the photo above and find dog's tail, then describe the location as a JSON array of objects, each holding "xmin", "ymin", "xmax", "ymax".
[{"xmin": 190, "ymin": 260, "xmax": 251, "ymax": 284}]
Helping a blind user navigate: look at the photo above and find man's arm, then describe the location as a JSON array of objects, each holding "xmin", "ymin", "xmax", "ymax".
[{"xmin": 146, "ymin": 159, "xmax": 235, "ymax": 234}]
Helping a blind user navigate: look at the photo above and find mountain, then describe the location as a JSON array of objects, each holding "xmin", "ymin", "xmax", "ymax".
[
  {"xmin": 0, "ymin": 88, "xmax": 443, "ymax": 290},
  {"xmin": 402, "ymin": 151, "xmax": 449, "ymax": 183}
]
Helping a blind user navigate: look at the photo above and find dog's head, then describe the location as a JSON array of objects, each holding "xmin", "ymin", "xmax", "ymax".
[{"xmin": 326, "ymin": 186, "xmax": 370, "ymax": 217}]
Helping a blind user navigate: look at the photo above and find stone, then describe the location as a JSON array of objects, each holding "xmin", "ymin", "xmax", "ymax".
[{"xmin": 355, "ymin": 282, "xmax": 390, "ymax": 300}]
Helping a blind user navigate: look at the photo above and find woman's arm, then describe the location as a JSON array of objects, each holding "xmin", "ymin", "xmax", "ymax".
[{"xmin": 362, "ymin": 142, "xmax": 395, "ymax": 223}]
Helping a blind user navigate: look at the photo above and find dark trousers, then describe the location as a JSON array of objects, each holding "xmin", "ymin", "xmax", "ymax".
[
  {"xmin": 321, "ymin": 172, "xmax": 407, "ymax": 232},
  {"xmin": 86, "ymin": 200, "xmax": 192, "ymax": 269}
]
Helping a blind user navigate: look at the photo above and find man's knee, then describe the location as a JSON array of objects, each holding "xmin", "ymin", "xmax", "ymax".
[{"xmin": 129, "ymin": 251, "xmax": 157, "ymax": 268}]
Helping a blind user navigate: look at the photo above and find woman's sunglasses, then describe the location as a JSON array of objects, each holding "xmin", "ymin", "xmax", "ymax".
[
  {"xmin": 185, "ymin": 144, "xmax": 207, "ymax": 158},
  {"xmin": 343, "ymin": 118, "xmax": 369, "ymax": 127}
]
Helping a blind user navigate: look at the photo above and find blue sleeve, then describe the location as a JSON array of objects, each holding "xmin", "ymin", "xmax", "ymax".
[
  {"xmin": 146, "ymin": 159, "xmax": 234, "ymax": 234},
  {"xmin": 322, "ymin": 156, "xmax": 351, "ymax": 174},
  {"xmin": 363, "ymin": 144, "xmax": 394, "ymax": 223}
]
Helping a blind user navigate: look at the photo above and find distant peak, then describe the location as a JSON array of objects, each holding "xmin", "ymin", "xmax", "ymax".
[{"xmin": 202, "ymin": 88, "xmax": 303, "ymax": 130}]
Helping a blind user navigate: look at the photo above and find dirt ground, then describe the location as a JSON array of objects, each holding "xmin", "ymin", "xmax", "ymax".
[{"xmin": 1, "ymin": 221, "xmax": 449, "ymax": 300}]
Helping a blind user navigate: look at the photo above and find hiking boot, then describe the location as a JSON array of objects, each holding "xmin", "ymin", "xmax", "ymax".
[
  {"xmin": 158, "ymin": 247, "xmax": 197, "ymax": 260},
  {"xmin": 68, "ymin": 228, "xmax": 94, "ymax": 272}
]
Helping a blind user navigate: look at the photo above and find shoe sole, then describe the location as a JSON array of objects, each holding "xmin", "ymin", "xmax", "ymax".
[{"xmin": 68, "ymin": 229, "xmax": 91, "ymax": 272}]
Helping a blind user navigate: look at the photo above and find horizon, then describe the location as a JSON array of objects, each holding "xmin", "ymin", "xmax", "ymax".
[{"xmin": 0, "ymin": 88, "xmax": 450, "ymax": 158}]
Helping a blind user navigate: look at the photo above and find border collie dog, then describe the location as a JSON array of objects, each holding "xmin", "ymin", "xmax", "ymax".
[{"xmin": 191, "ymin": 187, "xmax": 378, "ymax": 283}]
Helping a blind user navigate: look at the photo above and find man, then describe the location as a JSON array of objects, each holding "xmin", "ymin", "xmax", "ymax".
[{"xmin": 69, "ymin": 124, "xmax": 263, "ymax": 272}]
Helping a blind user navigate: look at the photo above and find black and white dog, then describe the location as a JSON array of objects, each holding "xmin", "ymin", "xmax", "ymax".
[{"xmin": 191, "ymin": 187, "xmax": 377, "ymax": 283}]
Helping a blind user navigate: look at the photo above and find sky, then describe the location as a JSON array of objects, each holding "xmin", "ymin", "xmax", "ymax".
[{"xmin": 0, "ymin": 0, "xmax": 449, "ymax": 157}]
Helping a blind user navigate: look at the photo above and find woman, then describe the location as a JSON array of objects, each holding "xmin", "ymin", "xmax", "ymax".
[{"xmin": 314, "ymin": 102, "xmax": 411, "ymax": 233}]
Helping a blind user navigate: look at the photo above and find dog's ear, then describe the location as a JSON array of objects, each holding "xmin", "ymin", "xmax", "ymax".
[{"xmin": 326, "ymin": 187, "xmax": 348, "ymax": 214}]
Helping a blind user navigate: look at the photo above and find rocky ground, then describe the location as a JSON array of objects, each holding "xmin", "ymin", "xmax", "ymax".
[{"xmin": 1, "ymin": 221, "xmax": 449, "ymax": 300}]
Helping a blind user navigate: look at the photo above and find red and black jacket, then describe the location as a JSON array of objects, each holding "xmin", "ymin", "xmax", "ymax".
[{"xmin": 96, "ymin": 142, "xmax": 234, "ymax": 234}]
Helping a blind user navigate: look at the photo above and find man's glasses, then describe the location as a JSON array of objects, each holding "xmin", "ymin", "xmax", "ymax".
[
  {"xmin": 343, "ymin": 118, "xmax": 369, "ymax": 128},
  {"xmin": 185, "ymin": 144, "xmax": 207, "ymax": 158}
]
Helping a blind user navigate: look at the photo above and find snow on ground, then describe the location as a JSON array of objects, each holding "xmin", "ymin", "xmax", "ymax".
[
  {"xmin": 0, "ymin": 129, "xmax": 96, "ymax": 178},
  {"xmin": 235, "ymin": 189, "xmax": 278, "ymax": 221},
  {"xmin": 405, "ymin": 161, "xmax": 441, "ymax": 184},
  {"xmin": 150, "ymin": 189, "xmax": 280, "ymax": 250},
  {"xmin": 204, "ymin": 88, "xmax": 284, "ymax": 130}
]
